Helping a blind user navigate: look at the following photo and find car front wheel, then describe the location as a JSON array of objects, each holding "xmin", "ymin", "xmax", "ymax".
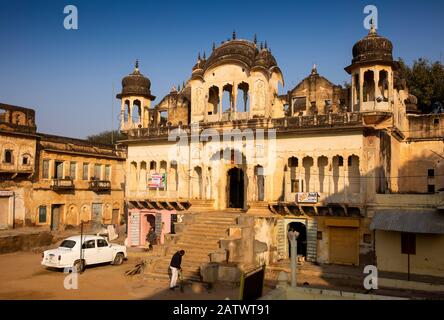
[
  {"xmin": 113, "ymin": 253, "xmax": 124, "ymax": 265},
  {"xmin": 73, "ymin": 259, "xmax": 85, "ymax": 273}
]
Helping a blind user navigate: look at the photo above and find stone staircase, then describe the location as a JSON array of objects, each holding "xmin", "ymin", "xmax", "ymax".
[{"xmin": 144, "ymin": 210, "xmax": 241, "ymax": 282}]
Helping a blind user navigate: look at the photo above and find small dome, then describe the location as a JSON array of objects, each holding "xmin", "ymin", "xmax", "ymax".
[
  {"xmin": 117, "ymin": 61, "xmax": 155, "ymax": 100},
  {"xmin": 352, "ymin": 26, "xmax": 393, "ymax": 64},
  {"xmin": 190, "ymin": 35, "xmax": 283, "ymax": 83},
  {"xmin": 205, "ymin": 39, "xmax": 257, "ymax": 71},
  {"xmin": 253, "ymin": 49, "xmax": 278, "ymax": 70}
]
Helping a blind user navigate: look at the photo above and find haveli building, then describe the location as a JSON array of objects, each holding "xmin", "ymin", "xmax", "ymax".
[
  {"xmin": 119, "ymin": 26, "xmax": 444, "ymax": 279},
  {"xmin": 0, "ymin": 103, "xmax": 126, "ymax": 231}
]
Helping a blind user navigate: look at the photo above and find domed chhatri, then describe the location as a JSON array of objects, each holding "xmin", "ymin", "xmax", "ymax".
[
  {"xmin": 351, "ymin": 25, "xmax": 393, "ymax": 65},
  {"xmin": 197, "ymin": 37, "xmax": 280, "ymax": 75},
  {"xmin": 117, "ymin": 60, "xmax": 155, "ymax": 100}
]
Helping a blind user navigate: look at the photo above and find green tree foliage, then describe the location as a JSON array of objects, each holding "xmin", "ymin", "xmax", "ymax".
[
  {"xmin": 86, "ymin": 130, "xmax": 126, "ymax": 145},
  {"xmin": 398, "ymin": 58, "xmax": 444, "ymax": 113}
]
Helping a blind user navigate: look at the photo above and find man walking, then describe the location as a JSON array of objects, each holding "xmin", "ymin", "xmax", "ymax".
[{"xmin": 169, "ymin": 250, "xmax": 185, "ymax": 290}]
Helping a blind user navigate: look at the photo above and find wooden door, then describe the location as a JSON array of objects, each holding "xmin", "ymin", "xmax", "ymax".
[
  {"xmin": 51, "ymin": 206, "xmax": 61, "ymax": 231},
  {"xmin": 0, "ymin": 197, "xmax": 9, "ymax": 229}
]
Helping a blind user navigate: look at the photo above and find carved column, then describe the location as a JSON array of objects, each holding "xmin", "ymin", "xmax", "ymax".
[
  {"xmin": 120, "ymin": 100, "xmax": 125, "ymax": 129},
  {"xmin": 232, "ymin": 83, "xmax": 237, "ymax": 120},
  {"xmin": 374, "ymin": 69, "xmax": 380, "ymax": 109},
  {"xmin": 218, "ymin": 87, "xmax": 223, "ymax": 121}
]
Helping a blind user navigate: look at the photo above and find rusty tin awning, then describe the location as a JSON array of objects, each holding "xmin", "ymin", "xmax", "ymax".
[{"xmin": 370, "ymin": 210, "xmax": 444, "ymax": 234}]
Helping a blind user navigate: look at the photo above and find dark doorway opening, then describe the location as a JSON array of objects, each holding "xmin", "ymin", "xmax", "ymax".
[
  {"xmin": 170, "ymin": 214, "xmax": 178, "ymax": 234},
  {"xmin": 288, "ymin": 222, "xmax": 307, "ymax": 258},
  {"xmin": 146, "ymin": 214, "xmax": 156, "ymax": 232},
  {"xmin": 228, "ymin": 167, "xmax": 244, "ymax": 209}
]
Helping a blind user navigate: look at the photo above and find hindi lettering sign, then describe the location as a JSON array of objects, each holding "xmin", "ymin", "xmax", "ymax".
[
  {"xmin": 148, "ymin": 173, "xmax": 166, "ymax": 188},
  {"xmin": 296, "ymin": 192, "xmax": 318, "ymax": 203}
]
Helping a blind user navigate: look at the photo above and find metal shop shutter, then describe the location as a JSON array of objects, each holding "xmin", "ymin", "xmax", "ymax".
[{"xmin": 329, "ymin": 226, "xmax": 359, "ymax": 266}]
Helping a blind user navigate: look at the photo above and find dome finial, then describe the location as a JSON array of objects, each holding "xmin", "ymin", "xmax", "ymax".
[
  {"xmin": 212, "ymin": 42, "xmax": 216, "ymax": 51},
  {"xmin": 253, "ymin": 34, "xmax": 257, "ymax": 45},
  {"xmin": 311, "ymin": 63, "xmax": 318, "ymax": 75},
  {"xmin": 369, "ymin": 18, "xmax": 377, "ymax": 35},
  {"xmin": 265, "ymin": 40, "xmax": 268, "ymax": 49},
  {"xmin": 135, "ymin": 59, "xmax": 139, "ymax": 69},
  {"xmin": 197, "ymin": 52, "xmax": 201, "ymax": 61},
  {"xmin": 232, "ymin": 30, "xmax": 236, "ymax": 40},
  {"xmin": 260, "ymin": 42, "xmax": 263, "ymax": 50},
  {"xmin": 203, "ymin": 51, "xmax": 206, "ymax": 60}
]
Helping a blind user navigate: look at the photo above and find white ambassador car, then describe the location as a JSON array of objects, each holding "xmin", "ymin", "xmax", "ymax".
[{"xmin": 42, "ymin": 235, "xmax": 127, "ymax": 272}]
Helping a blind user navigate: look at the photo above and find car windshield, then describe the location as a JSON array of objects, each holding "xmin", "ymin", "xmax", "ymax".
[{"xmin": 59, "ymin": 240, "xmax": 76, "ymax": 248}]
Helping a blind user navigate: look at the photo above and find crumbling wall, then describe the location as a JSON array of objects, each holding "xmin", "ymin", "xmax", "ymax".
[
  {"xmin": 253, "ymin": 216, "xmax": 278, "ymax": 265},
  {"xmin": 0, "ymin": 231, "xmax": 53, "ymax": 254}
]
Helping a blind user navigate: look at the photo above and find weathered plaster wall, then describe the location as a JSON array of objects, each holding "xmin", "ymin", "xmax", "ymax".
[{"xmin": 376, "ymin": 230, "xmax": 444, "ymax": 277}]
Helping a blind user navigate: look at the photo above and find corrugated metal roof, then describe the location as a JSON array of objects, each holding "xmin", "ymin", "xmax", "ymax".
[{"xmin": 370, "ymin": 210, "xmax": 444, "ymax": 234}]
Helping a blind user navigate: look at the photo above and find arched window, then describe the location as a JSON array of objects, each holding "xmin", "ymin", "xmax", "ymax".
[
  {"xmin": 348, "ymin": 155, "xmax": 361, "ymax": 193},
  {"xmin": 288, "ymin": 157, "xmax": 298, "ymax": 168},
  {"xmin": 124, "ymin": 100, "xmax": 130, "ymax": 122},
  {"xmin": 132, "ymin": 100, "xmax": 142, "ymax": 124},
  {"xmin": 236, "ymin": 82, "xmax": 249, "ymax": 112},
  {"xmin": 149, "ymin": 161, "xmax": 157, "ymax": 173},
  {"xmin": 255, "ymin": 165, "xmax": 264, "ymax": 201},
  {"xmin": 378, "ymin": 70, "xmax": 389, "ymax": 102},
  {"xmin": 222, "ymin": 84, "xmax": 233, "ymax": 113},
  {"xmin": 130, "ymin": 162, "xmax": 137, "ymax": 191},
  {"xmin": 363, "ymin": 71, "xmax": 375, "ymax": 102},
  {"xmin": 208, "ymin": 86, "xmax": 219, "ymax": 115},
  {"xmin": 139, "ymin": 161, "xmax": 147, "ymax": 191},
  {"xmin": 192, "ymin": 166, "xmax": 203, "ymax": 199},
  {"xmin": 170, "ymin": 161, "xmax": 178, "ymax": 191},
  {"xmin": 303, "ymin": 157, "xmax": 314, "ymax": 192},
  {"xmin": 4, "ymin": 150, "xmax": 12, "ymax": 164},
  {"xmin": 317, "ymin": 156, "xmax": 328, "ymax": 193}
]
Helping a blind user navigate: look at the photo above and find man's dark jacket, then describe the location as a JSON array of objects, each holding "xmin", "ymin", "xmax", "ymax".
[{"xmin": 170, "ymin": 251, "xmax": 182, "ymax": 268}]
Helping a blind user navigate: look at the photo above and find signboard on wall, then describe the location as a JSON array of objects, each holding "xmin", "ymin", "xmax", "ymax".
[
  {"xmin": 296, "ymin": 192, "xmax": 318, "ymax": 203},
  {"xmin": 0, "ymin": 191, "xmax": 14, "ymax": 197},
  {"xmin": 148, "ymin": 173, "xmax": 166, "ymax": 188}
]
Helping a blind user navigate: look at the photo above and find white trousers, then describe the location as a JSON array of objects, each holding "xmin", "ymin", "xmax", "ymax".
[{"xmin": 170, "ymin": 266, "xmax": 179, "ymax": 288}]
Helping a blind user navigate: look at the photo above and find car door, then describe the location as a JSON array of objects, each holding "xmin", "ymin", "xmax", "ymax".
[
  {"xmin": 97, "ymin": 238, "xmax": 113, "ymax": 263},
  {"xmin": 81, "ymin": 239, "xmax": 98, "ymax": 265}
]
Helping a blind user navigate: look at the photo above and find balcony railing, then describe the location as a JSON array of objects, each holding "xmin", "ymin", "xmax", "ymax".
[
  {"xmin": 89, "ymin": 180, "xmax": 111, "ymax": 192},
  {"xmin": 51, "ymin": 178, "xmax": 74, "ymax": 190},
  {"xmin": 125, "ymin": 112, "xmax": 364, "ymax": 140}
]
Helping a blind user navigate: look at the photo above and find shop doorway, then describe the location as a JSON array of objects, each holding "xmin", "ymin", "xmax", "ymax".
[
  {"xmin": 227, "ymin": 167, "xmax": 244, "ymax": 209},
  {"xmin": 170, "ymin": 214, "xmax": 178, "ymax": 234},
  {"xmin": 146, "ymin": 214, "xmax": 156, "ymax": 231},
  {"xmin": 287, "ymin": 221, "xmax": 307, "ymax": 258},
  {"xmin": 0, "ymin": 196, "xmax": 10, "ymax": 229}
]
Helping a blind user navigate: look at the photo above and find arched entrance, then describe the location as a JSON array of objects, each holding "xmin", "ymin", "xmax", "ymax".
[
  {"xmin": 287, "ymin": 222, "xmax": 307, "ymax": 259},
  {"xmin": 146, "ymin": 214, "xmax": 155, "ymax": 231},
  {"xmin": 227, "ymin": 167, "xmax": 244, "ymax": 209}
]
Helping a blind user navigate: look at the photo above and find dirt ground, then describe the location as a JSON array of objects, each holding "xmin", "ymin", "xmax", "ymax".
[
  {"xmin": 0, "ymin": 251, "xmax": 258, "ymax": 300},
  {"xmin": 1, "ymin": 251, "xmax": 440, "ymax": 300}
]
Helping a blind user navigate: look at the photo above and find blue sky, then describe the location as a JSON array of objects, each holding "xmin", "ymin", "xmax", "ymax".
[{"xmin": 1, "ymin": 0, "xmax": 443, "ymax": 138}]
